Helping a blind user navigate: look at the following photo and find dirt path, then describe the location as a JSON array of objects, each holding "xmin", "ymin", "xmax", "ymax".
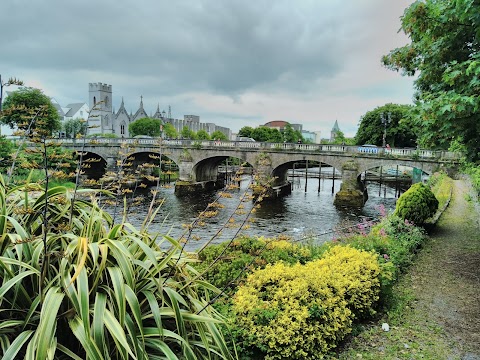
[{"xmin": 338, "ymin": 179, "xmax": 480, "ymax": 359}]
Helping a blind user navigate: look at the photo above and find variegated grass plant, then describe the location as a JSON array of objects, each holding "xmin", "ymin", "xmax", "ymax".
[{"xmin": 0, "ymin": 175, "xmax": 235, "ymax": 359}]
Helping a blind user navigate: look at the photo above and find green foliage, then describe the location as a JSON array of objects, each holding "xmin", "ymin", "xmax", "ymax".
[
  {"xmin": 163, "ymin": 122, "xmax": 178, "ymax": 139},
  {"xmin": 238, "ymin": 126, "xmax": 254, "ymax": 138},
  {"xmin": 428, "ymin": 171, "xmax": 454, "ymax": 211},
  {"xmin": 355, "ymin": 103, "xmax": 416, "ymax": 147},
  {"xmin": 463, "ymin": 162, "xmax": 480, "ymax": 197},
  {"xmin": 0, "ymin": 176, "xmax": 235, "ymax": 359},
  {"xmin": 251, "ymin": 126, "xmax": 283, "ymax": 142},
  {"xmin": 211, "ymin": 130, "xmax": 228, "ymax": 141},
  {"xmin": 394, "ymin": 183, "xmax": 439, "ymax": 224},
  {"xmin": 196, "ymin": 129, "xmax": 210, "ymax": 140},
  {"xmin": 195, "ymin": 236, "xmax": 316, "ymax": 291},
  {"xmin": 382, "ymin": 0, "xmax": 480, "ymax": 161},
  {"xmin": 282, "ymin": 124, "xmax": 298, "ymax": 143},
  {"xmin": 63, "ymin": 118, "xmax": 87, "ymax": 138},
  {"xmin": 0, "ymin": 136, "xmax": 14, "ymax": 172},
  {"xmin": 0, "ymin": 87, "xmax": 61, "ymax": 135},
  {"xmin": 128, "ymin": 117, "xmax": 162, "ymax": 137},
  {"xmin": 181, "ymin": 126, "xmax": 197, "ymax": 139},
  {"xmin": 231, "ymin": 246, "xmax": 382, "ymax": 359}
]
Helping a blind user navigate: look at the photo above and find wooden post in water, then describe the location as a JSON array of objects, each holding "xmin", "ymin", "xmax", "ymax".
[
  {"xmin": 305, "ymin": 160, "xmax": 308, "ymax": 192},
  {"xmin": 395, "ymin": 165, "xmax": 399, "ymax": 198},
  {"xmin": 331, "ymin": 167, "xmax": 335, "ymax": 194},
  {"xmin": 318, "ymin": 162, "xmax": 322, "ymax": 193},
  {"xmin": 292, "ymin": 162, "xmax": 295, "ymax": 190},
  {"xmin": 379, "ymin": 166, "xmax": 383, "ymax": 196}
]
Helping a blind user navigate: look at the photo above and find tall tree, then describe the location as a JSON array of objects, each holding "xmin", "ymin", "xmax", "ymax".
[
  {"xmin": 238, "ymin": 126, "xmax": 254, "ymax": 138},
  {"xmin": 196, "ymin": 129, "xmax": 210, "ymax": 140},
  {"xmin": 181, "ymin": 126, "xmax": 197, "ymax": 139},
  {"xmin": 383, "ymin": 0, "xmax": 480, "ymax": 160},
  {"xmin": 0, "ymin": 87, "xmax": 61, "ymax": 136},
  {"xmin": 355, "ymin": 103, "xmax": 417, "ymax": 147},
  {"xmin": 163, "ymin": 122, "xmax": 178, "ymax": 139},
  {"xmin": 211, "ymin": 130, "xmax": 228, "ymax": 141},
  {"xmin": 129, "ymin": 117, "xmax": 162, "ymax": 137}
]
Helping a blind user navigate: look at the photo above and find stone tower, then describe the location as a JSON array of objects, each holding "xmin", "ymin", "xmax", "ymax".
[{"xmin": 88, "ymin": 83, "xmax": 113, "ymax": 135}]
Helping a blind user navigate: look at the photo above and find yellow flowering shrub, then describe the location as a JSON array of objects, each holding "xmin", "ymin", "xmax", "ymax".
[
  {"xmin": 306, "ymin": 245, "xmax": 381, "ymax": 317},
  {"xmin": 232, "ymin": 245, "xmax": 382, "ymax": 359}
]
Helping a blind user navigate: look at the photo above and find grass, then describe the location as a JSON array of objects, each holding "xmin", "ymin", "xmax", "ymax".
[{"xmin": 335, "ymin": 178, "xmax": 480, "ymax": 359}]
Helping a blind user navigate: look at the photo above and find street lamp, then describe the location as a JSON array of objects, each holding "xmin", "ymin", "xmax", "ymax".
[
  {"xmin": 380, "ymin": 112, "xmax": 392, "ymax": 148},
  {"xmin": 0, "ymin": 75, "xmax": 24, "ymax": 112}
]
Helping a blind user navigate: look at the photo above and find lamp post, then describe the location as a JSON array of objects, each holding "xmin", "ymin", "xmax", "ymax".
[
  {"xmin": 0, "ymin": 75, "xmax": 24, "ymax": 135},
  {"xmin": 381, "ymin": 112, "xmax": 392, "ymax": 148}
]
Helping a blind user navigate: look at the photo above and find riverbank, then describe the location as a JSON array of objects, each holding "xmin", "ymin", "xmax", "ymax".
[{"xmin": 337, "ymin": 179, "xmax": 480, "ymax": 359}]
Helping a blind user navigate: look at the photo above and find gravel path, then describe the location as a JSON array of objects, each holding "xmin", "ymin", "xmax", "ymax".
[{"xmin": 423, "ymin": 179, "xmax": 480, "ymax": 358}]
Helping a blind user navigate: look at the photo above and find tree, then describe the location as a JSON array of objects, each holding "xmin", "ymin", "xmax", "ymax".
[
  {"xmin": 0, "ymin": 136, "xmax": 14, "ymax": 172},
  {"xmin": 0, "ymin": 87, "xmax": 61, "ymax": 136},
  {"xmin": 238, "ymin": 126, "xmax": 254, "ymax": 138},
  {"xmin": 196, "ymin": 129, "xmax": 210, "ymax": 140},
  {"xmin": 163, "ymin": 122, "xmax": 178, "ymax": 139},
  {"xmin": 282, "ymin": 124, "xmax": 297, "ymax": 143},
  {"xmin": 181, "ymin": 126, "xmax": 196, "ymax": 139},
  {"xmin": 129, "ymin": 117, "xmax": 161, "ymax": 137},
  {"xmin": 355, "ymin": 104, "xmax": 417, "ymax": 147},
  {"xmin": 63, "ymin": 118, "xmax": 87, "ymax": 138},
  {"xmin": 382, "ymin": 0, "xmax": 480, "ymax": 160},
  {"xmin": 211, "ymin": 130, "xmax": 228, "ymax": 141}
]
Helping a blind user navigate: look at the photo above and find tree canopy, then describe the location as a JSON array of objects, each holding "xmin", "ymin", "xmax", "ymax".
[
  {"xmin": 383, "ymin": 0, "xmax": 480, "ymax": 160},
  {"xmin": 238, "ymin": 126, "xmax": 254, "ymax": 138},
  {"xmin": 355, "ymin": 103, "xmax": 417, "ymax": 147},
  {"xmin": 211, "ymin": 130, "xmax": 228, "ymax": 141},
  {"xmin": 163, "ymin": 122, "xmax": 178, "ymax": 139},
  {"xmin": 196, "ymin": 129, "xmax": 210, "ymax": 140},
  {"xmin": 129, "ymin": 117, "xmax": 162, "ymax": 137},
  {"xmin": 63, "ymin": 118, "xmax": 87, "ymax": 138},
  {"xmin": 0, "ymin": 87, "xmax": 61, "ymax": 136}
]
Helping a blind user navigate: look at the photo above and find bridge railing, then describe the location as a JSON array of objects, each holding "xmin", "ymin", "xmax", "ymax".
[{"xmin": 50, "ymin": 138, "xmax": 461, "ymax": 160}]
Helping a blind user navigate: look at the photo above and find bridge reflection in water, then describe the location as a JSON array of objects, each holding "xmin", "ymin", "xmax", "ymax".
[{"xmin": 102, "ymin": 172, "xmax": 402, "ymax": 252}]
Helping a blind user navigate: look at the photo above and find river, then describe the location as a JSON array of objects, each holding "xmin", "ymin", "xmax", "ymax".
[{"xmin": 106, "ymin": 167, "xmax": 405, "ymax": 252}]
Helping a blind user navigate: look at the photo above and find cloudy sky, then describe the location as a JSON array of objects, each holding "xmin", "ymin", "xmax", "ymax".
[{"xmin": 1, "ymin": 0, "xmax": 415, "ymax": 137}]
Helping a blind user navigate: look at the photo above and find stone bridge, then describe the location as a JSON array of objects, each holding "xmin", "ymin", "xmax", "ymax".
[{"xmin": 55, "ymin": 138, "xmax": 460, "ymax": 207}]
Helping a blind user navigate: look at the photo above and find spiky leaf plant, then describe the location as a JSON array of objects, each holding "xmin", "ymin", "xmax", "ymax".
[{"xmin": 0, "ymin": 175, "xmax": 235, "ymax": 359}]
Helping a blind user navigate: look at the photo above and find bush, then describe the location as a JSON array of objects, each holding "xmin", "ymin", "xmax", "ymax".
[
  {"xmin": 394, "ymin": 182, "xmax": 438, "ymax": 224},
  {"xmin": 231, "ymin": 246, "xmax": 382, "ymax": 359},
  {"xmin": 195, "ymin": 236, "xmax": 318, "ymax": 291}
]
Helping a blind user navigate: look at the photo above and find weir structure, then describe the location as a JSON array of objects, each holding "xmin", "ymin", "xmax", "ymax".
[{"xmin": 55, "ymin": 138, "xmax": 460, "ymax": 207}]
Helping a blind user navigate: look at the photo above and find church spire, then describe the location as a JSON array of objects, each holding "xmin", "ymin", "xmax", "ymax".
[{"xmin": 139, "ymin": 95, "xmax": 144, "ymax": 109}]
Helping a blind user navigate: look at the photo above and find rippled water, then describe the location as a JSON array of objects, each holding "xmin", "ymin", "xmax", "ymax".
[{"xmin": 106, "ymin": 168, "xmax": 405, "ymax": 251}]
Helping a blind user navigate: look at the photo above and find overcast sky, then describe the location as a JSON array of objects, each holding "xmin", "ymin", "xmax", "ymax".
[{"xmin": 1, "ymin": 0, "xmax": 415, "ymax": 137}]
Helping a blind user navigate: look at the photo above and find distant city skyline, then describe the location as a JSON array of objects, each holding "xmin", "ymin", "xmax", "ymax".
[{"xmin": 1, "ymin": 0, "xmax": 415, "ymax": 137}]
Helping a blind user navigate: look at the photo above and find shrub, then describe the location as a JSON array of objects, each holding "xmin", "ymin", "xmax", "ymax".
[
  {"xmin": 231, "ymin": 246, "xmax": 382, "ymax": 359},
  {"xmin": 195, "ymin": 236, "xmax": 317, "ymax": 291},
  {"xmin": 394, "ymin": 182, "xmax": 438, "ymax": 224},
  {"xmin": 307, "ymin": 246, "xmax": 382, "ymax": 317}
]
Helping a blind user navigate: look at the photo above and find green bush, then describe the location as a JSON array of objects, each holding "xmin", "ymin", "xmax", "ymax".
[
  {"xmin": 394, "ymin": 182, "xmax": 438, "ymax": 224},
  {"xmin": 231, "ymin": 246, "xmax": 382, "ymax": 359},
  {"xmin": 195, "ymin": 236, "xmax": 321, "ymax": 292}
]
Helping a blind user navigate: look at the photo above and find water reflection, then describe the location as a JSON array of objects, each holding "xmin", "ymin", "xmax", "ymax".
[{"xmin": 106, "ymin": 170, "xmax": 402, "ymax": 252}]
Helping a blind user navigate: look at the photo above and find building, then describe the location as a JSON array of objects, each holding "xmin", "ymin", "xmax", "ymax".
[
  {"xmin": 330, "ymin": 120, "xmax": 341, "ymax": 142},
  {"xmin": 88, "ymin": 83, "xmax": 231, "ymax": 138}
]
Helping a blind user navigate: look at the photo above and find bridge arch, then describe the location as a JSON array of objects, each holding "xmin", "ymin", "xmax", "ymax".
[
  {"xmin": 77, "ymin": 151, "xmax": 107, "ymax": 179},
  {"xmin": 271, "ymin": 158, "xmax": 341, "ymax": 186},
  {"xmin": 192, "ymin": 156, "xmax": 254, "ymax": 182}
]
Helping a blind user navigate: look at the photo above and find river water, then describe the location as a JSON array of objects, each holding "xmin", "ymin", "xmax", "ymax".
[{"xmin": 108, "ymin": 167, "xmax": 404, "ymax": 252}]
